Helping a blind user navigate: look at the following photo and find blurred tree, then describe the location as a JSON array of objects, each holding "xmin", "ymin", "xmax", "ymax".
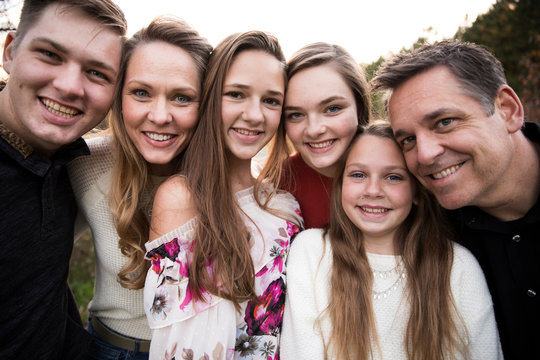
[
  {"xmin": 0, "ymin": 0, "xmax": 17, "ymax": 32},
  {"xmin": 455, "ymin": 0, "xmax": 540, "ymax": 122}
]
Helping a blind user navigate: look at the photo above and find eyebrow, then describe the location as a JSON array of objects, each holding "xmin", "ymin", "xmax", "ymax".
[
  {"xmin": 284, "ymin": 95, "xmax": 347, "ymax": 112},
  {"xmin": 224, "ymin": 83, "xmax": 284, "ymax": 98},
  {"xmin": 31, "ymin": 37, "xmax": 118, "ymax": 77},
  {"xmin": 346, "ymin": 163, "xmax": 407, "ymax": 172}
]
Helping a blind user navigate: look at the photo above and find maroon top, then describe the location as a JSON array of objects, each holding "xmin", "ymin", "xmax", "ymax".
[{"xmin": 281, "ymin": 153, "xmax": 332, "ymax": 229}]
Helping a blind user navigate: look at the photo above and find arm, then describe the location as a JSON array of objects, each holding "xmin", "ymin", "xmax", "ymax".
[
  {"xmin": 281, "ymin": 229, "xmax": 329, "ymax": 360},
  {"xmin": 452, "ymin": 244, "xmax": 504, "ymax": 359}
]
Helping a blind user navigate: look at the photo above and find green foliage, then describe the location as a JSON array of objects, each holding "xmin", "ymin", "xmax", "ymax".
[
  {"xmin": 68, "ymin": 229, "xmax": 95, "ymax": 327},
  {"xmin": 455, "ymin": 0, "xmax": 540, "ymax": 122}
]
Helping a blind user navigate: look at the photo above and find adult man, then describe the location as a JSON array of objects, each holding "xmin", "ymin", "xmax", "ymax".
[
  {"xmin": 0, "ymin": 1, "xmax": 126, "ymax": 358},
  {"xmin": 372, "ymin": 40, "xmax": 539, "ymax": 359}
]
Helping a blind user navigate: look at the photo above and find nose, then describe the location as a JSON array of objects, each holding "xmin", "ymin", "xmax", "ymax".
[
  {"xmin": 364, "ymin": 177, "xmax": 384, "ymax": 198},
  {"xmin": 51, "ymin": 63, "xmax": 85, "ymax": 98},
  {"xmin": 242, "ymin": 99, "xmax": 264, "ymax": 123},
  {"xmin": 305, "ymin": 114, "xmax": 326, "ymax": 138},
  {"xmin": 415, "ymin": 133, "xmax": 444, "ymax": 166},
  {"xmin": 148, "ymin": 97, "xmax": 172, "ymax": 125}
]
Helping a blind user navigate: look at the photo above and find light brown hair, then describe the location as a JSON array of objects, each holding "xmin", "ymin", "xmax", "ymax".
[
  {"xmin": 109, "ymin": 16, "xmax": 212, "ymax": 289},
  {"xmin": 181, "ymin": 31, "xmax": 288, "ymax": 308},
  {"xmin": 14, "ymin": 0, "xmax": 127, "ymax": 46},
  {"xmin": 323, "ymin": 121, "xmax": 467, "ymax": 359}
]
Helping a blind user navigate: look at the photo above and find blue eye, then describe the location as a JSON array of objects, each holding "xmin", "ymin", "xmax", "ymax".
[
  {"xmin": 88, "ymin": 69, "xmax": 107, "ymax": 81},
  {"xmin": 226, "ymin": 91, "xmax": 242, "ymax": 99},
  {"xmin": 387, "ymin": 174, "xmax": 402, "ymax": 181},
  {"xmin": 133, "ymin": 89, "xmax": 148, "ymax": 98},
  {"xmin": 264, "ymin": 97, "xmax": 281, "ymax": 106},
  {"xmin": 351, "ymin": 172, "xmax": 365, "ymax": 179},
  {"xmin": 40, "ymin": 49, "xmax": 60, "ymax": 61},
  {"xmin": 437, "ymin": 118, "xmax": 454, "ymax": 128},
  {"xmin": 175, "ymin": 94, "xmax": 191, "ymax": 103},
  {"xmin": 327, "ymin": 105, "xmax": 342, "ymax": 113}
]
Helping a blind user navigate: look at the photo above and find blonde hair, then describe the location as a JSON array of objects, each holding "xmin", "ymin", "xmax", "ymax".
[
  {"xmin": 109, "ymin": 16, "xmax": 212, "ymax": 289},
  {"xmin": 324, "ymin": 121, "xmax": 468, "ymax": 359}
]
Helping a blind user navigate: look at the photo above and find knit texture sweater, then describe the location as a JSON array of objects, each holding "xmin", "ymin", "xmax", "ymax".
[
  {"xmin": 281, "ymin": 228, "xmax": 503, "ymax": 359},
  {"xmin": 68, "ymin": 134, "xmax": 159, "ymax": 340}
]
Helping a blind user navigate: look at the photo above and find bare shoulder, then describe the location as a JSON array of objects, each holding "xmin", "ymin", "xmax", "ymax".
[{"xmin": 150, "ymin": 176, "xmax": 196, "ymax": 239}]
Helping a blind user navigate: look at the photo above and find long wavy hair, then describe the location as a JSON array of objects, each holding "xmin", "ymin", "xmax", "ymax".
[
  {"xmin": 257, "ymin": 42, "xmax": 371, "ymax": 201},
  {"xmin": 109, "ymin": 16, "xmax": 212, "ymax": 289},
  {"xmin": 323, "ymin": 121, "xmax": 468, "ymax": 359},
  {"xmin": 180, "ymin": 31, "xmax": 289, "ymax": 309}
]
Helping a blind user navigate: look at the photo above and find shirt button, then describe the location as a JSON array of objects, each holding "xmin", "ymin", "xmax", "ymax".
[
  {"xmin": 527, "ymin": 289, "xmax": 537, "ymax": 297},
  {"xmin": 512, "ymin": 234, "xmax": 521, "ymax": 242}
]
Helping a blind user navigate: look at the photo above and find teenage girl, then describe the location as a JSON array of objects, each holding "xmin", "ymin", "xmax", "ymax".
[
  {"xmin": 260, "ymin": 42, "xmax": 371, "ymax": 228},
  {"xmin": 144, "ymin": 31, "xmax": 302, "ymax": 359},
  {"xmin": 281, "ymin": 121, "xmax": 502, "ymax": 359}
]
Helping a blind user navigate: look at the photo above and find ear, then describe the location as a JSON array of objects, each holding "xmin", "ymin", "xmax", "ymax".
[
  {"xmin": 2, "ymin": 31, "xmax": 17, "ymax": 75},
  {"xmin": 494, "ymin": 85, "xmax": 524, "ymax": 134}
]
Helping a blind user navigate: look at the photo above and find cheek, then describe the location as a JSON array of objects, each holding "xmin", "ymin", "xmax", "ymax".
[
  {"xmin": 173, "ymin": 107, "xmax": 199, "ymax": 133},
  {"xmin": 87, "ymin": 84, "xmax": 116, "ymax": 114},
  {"xmin": 265, "ymin": 110, "xmax": 281, "ymax": 136},
  {"xmin": 333, "ymin": 113, "xmax": 358, "ymax": 140},
  {"xmin": 284, "ymin": 121, "xmax": 304, "ymax": 144}
]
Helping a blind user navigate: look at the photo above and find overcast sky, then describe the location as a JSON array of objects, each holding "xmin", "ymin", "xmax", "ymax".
[{"xmin": 113, "ymin": 0, "xmax": 496, "ymax": 64}]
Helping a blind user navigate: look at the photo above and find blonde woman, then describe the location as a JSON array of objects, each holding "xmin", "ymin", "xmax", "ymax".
[{"xmin": 68, "ymin": 17, "xmax": 211, "ymax": 358}]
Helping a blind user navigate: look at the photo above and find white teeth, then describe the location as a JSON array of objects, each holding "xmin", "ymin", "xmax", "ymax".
[
  {"xmin": 145, "ymin": 132, "xmax": 174, "ymax": 141},
  {"xmin": 309, "ymin": 140, "xmax": 333, "ymax": 149},
  {"xmin": 235, "ymin": 128, "xmax": 260, "ymax": 136},
  {"xmin": 41, "ymin": 98, "xmax": 79, "ymax": 118},
  {"xmin": 360, "ymin": 207, "xmax": 388, "ymax": 214},
  {"xmin": 432, "ymin": 164, "xmax": 462, "ymax": 179}
]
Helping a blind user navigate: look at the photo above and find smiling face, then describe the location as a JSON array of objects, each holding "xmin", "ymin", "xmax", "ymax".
[
  {"xmin": 284, "ymin": 64, "xmax": 358, "ymax": 177},
  {"xmin": 121, "ymin": 41, "xmax": 201, "ymax": 176},
  {"xmin": 221, "ymin": 49, "xmax": 285, "ymax": 162},
  {"xmin": 389, "ymin": 66, "xmax": 515, "ymax": 210},
  {"xmin": 341, "ymin": 135, "xmax": 414, "ymax": 251},
  {"xmin": 1, "ymin": 4, "xmax": 122, "ymax": 156}
]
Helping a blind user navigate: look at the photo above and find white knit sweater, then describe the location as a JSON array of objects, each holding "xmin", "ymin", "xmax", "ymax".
[
  {"xmin": 280, "ymin": 228, "xmax": 503, "ymax": 359},
  {"xmin": 68, "ymin": 134, "xmax": 160, "ymax": 340}
]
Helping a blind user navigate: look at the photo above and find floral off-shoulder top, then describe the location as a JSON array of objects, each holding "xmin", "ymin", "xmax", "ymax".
[{"xmin": 144, "ymin": 186, "xmax": 302, "ymax": 360}]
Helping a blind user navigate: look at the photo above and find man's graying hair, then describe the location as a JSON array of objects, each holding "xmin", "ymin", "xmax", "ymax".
[{"xmin": 372, "ymin": 40, "xmax": 507, "ymax": 115}]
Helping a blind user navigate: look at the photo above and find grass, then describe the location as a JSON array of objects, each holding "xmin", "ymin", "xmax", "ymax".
[{"xmin": 68, "ymin": 229, "xmax": 95, "ymax": 327}]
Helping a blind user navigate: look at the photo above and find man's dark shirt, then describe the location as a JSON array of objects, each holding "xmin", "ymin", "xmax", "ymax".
[
  {"xmin": 451, "ymin": 122, "xmax": 540, "ymax": 359},
  {"xmin": 0, "ymin": 123, "xmax": 93, "ymax": 359}
]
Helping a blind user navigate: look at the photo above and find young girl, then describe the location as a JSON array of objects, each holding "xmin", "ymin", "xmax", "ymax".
[
  {"xmin": 144, "ymin": 31, "xmax": 302, "ymax": 359},
  {"xmin": 260, "ymin": 42, "xmax": 371, "ymax": 229},
  {"xmin": 68, "ymin": 17, "xmax": 212, "ymax": 358},
  {"xmin": 280, "ymin": 122, "xmax": 502, "ymax": 359}
]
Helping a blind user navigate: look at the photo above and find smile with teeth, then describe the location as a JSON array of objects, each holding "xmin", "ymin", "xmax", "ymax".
[
  {"xmin": 41, "ymin": 98, "xmax": 80, "ymax": 118},
  {"xmin": 431, "ymin": 163, "xmax": 462, "ymax": 179},
  {"xmin": 145, "ymin": 132, "xmax": 175, "ymax": 141},
  {"xmin": 308, "ymin": 139, "xmax": 334, "ymax": 149},
  {"xmin": 360, "ymin": 206, "xmax": 389, "ymax": 214},
  {"xmin": 234, "ymin": 128, "xmax": 261, "ymax": 136}
]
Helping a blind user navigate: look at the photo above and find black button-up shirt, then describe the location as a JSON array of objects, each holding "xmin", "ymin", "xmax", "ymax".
[
  {"xmin": 0, "ymin": 123, "xmax": 93, "ymax": 359},
  {"xmin": 451, "ymin": 122, "xmax": 540, "ymax": 359}
]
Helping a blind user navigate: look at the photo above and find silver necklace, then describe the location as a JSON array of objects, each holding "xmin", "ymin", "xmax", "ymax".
[{"xmin": 372, "ymin": 259, "xmax": 406, "ymax": 300}]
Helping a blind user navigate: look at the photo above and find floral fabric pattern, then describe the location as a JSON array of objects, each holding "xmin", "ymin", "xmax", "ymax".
[{"xmin": 144, "ymin": 187, "xmax": 302, "ymax": 360}]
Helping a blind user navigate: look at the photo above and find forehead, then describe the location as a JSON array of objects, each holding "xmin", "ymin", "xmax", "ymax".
[
  {"xmin": 348, "ymin": 135, "xmax": 404, "ymax": 166},
  {"xmin": 18, "ymin": 4, "xmax": 122, "ymax": 57},
  {"xmin": 286, "ymin": 64, "xmax": 351, "ymax": 99},
  {"xmin": 388, "ymin": 66, "xmax": 473, "ymax": 129},
  {"xmin": 225, "ymin": 49, "xmax": 284, "ymax": 87}
]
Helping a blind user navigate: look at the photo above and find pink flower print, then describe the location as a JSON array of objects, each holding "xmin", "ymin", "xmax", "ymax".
[
  {"xmin": 164, "ymin": 239, "xmax": 180, "ymax": 258},
  {"xmin": 245, "ymin": 278, "xmax": 286, "ymax": 335}
]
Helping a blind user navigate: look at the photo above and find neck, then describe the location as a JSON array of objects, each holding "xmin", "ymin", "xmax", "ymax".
[
  {"xmin": 481, "ymin": 136, "xmax": 540, "ymax": 221},
  {"xmin": 363, "ymin": 233, "xmax": 397, "ymax": 255},
  {"xmin": 228, "ymin": 154, "xmax": 255, "ymax": 193}
]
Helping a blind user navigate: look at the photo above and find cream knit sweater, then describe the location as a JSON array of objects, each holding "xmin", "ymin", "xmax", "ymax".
[
  {"xmin": 281, "ymin": 228, "xmax": 503, "ymax": 359},
  {"xmin": 68, "ymin": 134, "xmax": 159, "ymax": 340}
]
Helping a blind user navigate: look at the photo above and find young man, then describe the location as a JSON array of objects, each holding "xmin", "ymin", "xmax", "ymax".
[
  {"xmin": 0, "ymin": 1, "xmax": 126, "ymax": 358},
  {"xmin": 372, "ymin": 40, "xmax": 539, "ymax": 359}
]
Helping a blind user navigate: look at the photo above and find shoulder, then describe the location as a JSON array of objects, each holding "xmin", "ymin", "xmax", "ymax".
[
  {"xmin": 150, "ymin": 176, "xmax": 197, "ymax": 239},
  {"xmin": 289, "ymin": 229, "xmax": 331, "ymax": 269},
  {"xmin": 450, "ymin": 241, "xmax": 491, "ymax": 300}
]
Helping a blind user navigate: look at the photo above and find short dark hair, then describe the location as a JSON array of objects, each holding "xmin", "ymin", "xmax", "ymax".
[
  {"xmin": 15, "ymin": 0, "xmax": 127, "ymax": 46},
  {"xmin": 372, "ymin": 40, "xmax": 507, "ymax": 115}
]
